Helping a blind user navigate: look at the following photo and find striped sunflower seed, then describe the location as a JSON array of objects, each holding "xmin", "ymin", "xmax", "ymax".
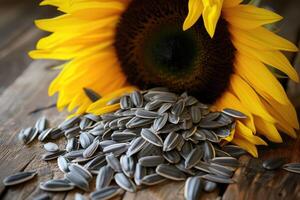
[
  {"xmin": 171, "ymin": 99, "xmax": 185, "ymax": 116},
  {"xmin": 126, "ymin": 117, "xmax": 153, "ymax": 129},
  {"xmin": 39, "ymin": 179, "xmax": 75, "ymax": 192},
  {"xmin": 120, "ymin": 96, "xmax": 132, "ymax": 109},
  {"xmin": 141, "ymin": 128, "xmax": 163, "ymax": 147},
  {"xmin": 184, "ymin": 177, "xmax": 203, "ymax": 200},
  {"xmin": 35, "ymin": 116, "xmax": 48, "ymax": 133},
  {"xmin": 141, "ymin": 173, "xmax": 166, "ymax": 186},
  {"xmin": 158, "ymin": 103, "xmax": 172, "ymax": 114},
  {"xmin": 65, "ymin": 172, "xmax": 89, "ymax": 191},
  {"xmin": 210, "ymin": 157, "xmax": 239, "ymax": 168},
  {"xmin": 136, "ymin": 109, "xmax": 159, "ymax": 119},
  {"xmin": 153, "ymin": 113, "xmax": 168, "ymax": 132},
  {"xmin": 282, "ymin": 163, "xmax": 300, "ymax": 174},
  {"xmin": 208, "ymin": 163, "xmax": 234, "ymax": 177},
  {"xmin": 190, "ymin": 106, "xmax": 202, "ymax": 123},
  {"xmin": 185, "ymin": 146, "xmax": 203, "ymax": 169},
  {"xmin": 168, "ymin": 113, "xmax": 180, "ymax": 124},
  {"xmin": 57, "ymin": 156, "xmax": 69, "ymax": 173},
  {"xmin": 64, "ymin": 126, "xmax": 81, "ymax": 139},
  {"xmin": 156, "ymin": 164, "xmax": 186, "ymax": 181},
  {"xmin": 103, "ymin": 143, "xmax": 128, "ymax": 155},
  {"xmin": 120, "ymin": 155, "xmax": 135, "ymax": 178},
  {"xmin": 130, "ymin": 91, "xmax": 143, "ymax": 107},
  {"xmin": 144, "ymin": 100, "xmax": 164, "ymax": 111},
  {"xmin": 83, "ymin": 88, "xmax": 101, "ymax": 102},
  {"xmin": 111, "ymin": 131, "xmax": 136, "ymax": 143},
  {"xmin": 204, "ymin": 180, "xmax": 217, "ymax": 192},
  {"xmin": 139, "ymin": 156, "xmax": 164, "ymax": 167},
  {"xmin": 66, "ymin": 138, "xmax": 79, "ymax": 152},
  {"xmin": 127, "ymin": 137, "xmax": 146, "ymax": 157},
  {"xmin": 90, "ymin": 186, "xmax": 124, "ymax": 200},
  {"xmin": 106, "ymin": 153, "xmax": 122, "ymax": 172},
  {"xmin": 96, "ymin": 165, "xmax": 114, "ymax": 190},
  {"xmin": 134, "ymin": 163, "xmax": 146, "ymax": 186},
  {"xmin": 222, "ymin": 108, "xmax": 247, "ymax": 119},
  {"xmin": 42, "ymin": 150, "xmax": 65, "ymax": 161},
  {"xmin": 262, "ymin": 157, "xmax": 286, "ymax": 170},
  {"xmin": 163, "ymin": 131, "xmax": 180, "ymax": 151},
  {"xmin": 44, "ymin": 142, "xmax": 59, "ymax": 152},
  {"xmin": 79, "ymin": 132, "xmax": 94, "ymax": 149},
  {"xmin": 114, "ymin": 172, "xmax": 137, "ymax": 192},
  {"xmin": 201, "ymin": 174, "xmax": 234, "ymax": 184},
  {"xmin": 203, "ymin": 141, "xmax": 216, "ymax": 161},
  {"xmin": 163, "ymin": 150, "xmax": 181, "ymax": 164},
  {"xmin": 58, "ymin": 116, "xmax": 80, "ymax": 130},
  {"xmin": 83, "ymin": 140, "xmax": 99, "ymax": 158},
  {"xmin": 69, "ymin": 164, "xmax": 93, "ymax": 181},
  {"xmin": 3, "ymin": 171, "xmax": 37, "ymax": 186},
  {"xmin": 84, "ymin": 154, "xmax": 106, "ymax": 170},
  {"xmin": 38, "ymin": 128, "xmax": 52, "ymax": 142},
  {"xmin": 49, "ymin": 128, "xmax": 64, "ymax": 140}
]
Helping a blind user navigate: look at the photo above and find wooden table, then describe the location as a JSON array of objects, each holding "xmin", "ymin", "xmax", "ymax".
[{"xmin": 0, "ymin": 0, "xmax": 300, "ymax": 199}]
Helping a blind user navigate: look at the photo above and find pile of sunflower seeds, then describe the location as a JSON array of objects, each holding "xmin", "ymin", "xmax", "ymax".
[{"xmin": 5, "ymin": 88, "xmax": 300, "ymax": 200}]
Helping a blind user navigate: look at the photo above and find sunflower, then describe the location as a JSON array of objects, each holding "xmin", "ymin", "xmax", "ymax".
[{"xmin": 30, "ymin": 0, "xmax": 299, "ymax": 157}]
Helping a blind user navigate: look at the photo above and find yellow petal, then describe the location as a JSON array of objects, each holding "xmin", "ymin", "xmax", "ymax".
[
  {"xmin": 235, "ymin": 53, "xmax": 291, "ymax": 105},
  {"xmin": 183, "ymin": 0, "xmax": 203, "ymax": 31},
  {"xmin": 88, "ymin": 103, "xmax": 121, "ymax": 115},
  {"xmin": 230, "ymin": 26, "xmax": 298, "ymax": 52},
  {"xmin": 202, "ymin": 0, "xmax": 223, "ymax": 38},
  {"xmin": 254, "ymin": 116, "xmax": 283, "ymax": 143},
  {"xmin": 223, "ymin": 126, "xmax": 235, "ymax": 142},
  {"xmin": 230, "ymin": 74, "xmax": 275, "ymax": 123},
  {"xmin": 233, "ymin": 41, "xmax": 299, "ymax": 82},
  {"xmin": 223, "ymin": 5, "xmax": 282, "ymax": 30},
  {"xmin": 232, "ymin": 137, "xmax": 258, "ymax": 157},
  {"xmin": 235, "ymin": 121, "xmax": 267, "ymax": 146}
]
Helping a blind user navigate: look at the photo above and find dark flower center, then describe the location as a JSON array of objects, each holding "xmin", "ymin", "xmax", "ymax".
[{"xmin": 114, "ymin": 0, "xmax": 235, "ymax": 104}]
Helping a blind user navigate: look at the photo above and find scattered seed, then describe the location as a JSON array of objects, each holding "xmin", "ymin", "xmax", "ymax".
[
  {"xmin": 3, "ymin": 171, "xmax": 37, "ymax": 186},
  {"xmin": 44, "ymin": 142, "xmax": 59, "ymax": 152},
  {"xmin": 262, "ymin": 157, "xmax": 286, "ymax": 170}
]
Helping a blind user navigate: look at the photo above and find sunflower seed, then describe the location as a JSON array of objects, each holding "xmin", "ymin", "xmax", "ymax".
[
  {"xmin": 64, "ymin": 149, "xmax": 84, "ymax": 160},
  {"xmin": 163, "ymin": 150, "xmax": 181, "ymax": 164},
  {"xmin": 58, "ymin": 116, "xmax": 80, "ymax": 130},
  {"xmin": 203, "ymin": 141, "xmax": 216, "ymax": 161},
  {"xmin": 141, "ymin": 128, "xmax": 163, "ymax": 147},
  {"xmin": 39, "ymin": 179, "xmax": 74, "ymax": 192},
  {"xmin": 198, "ymin": 121, "xmax": 227, "ymax": 129},
  {"xmin": 35, "ymin": 116, "xmax": 48, "ymax": 133},
  {"xmin": 106, "ymin": 153, "xmax": 122, "ymax": 172},
  {"xmin": 175, "ymin": 161, "xmax": 197, "ymax": 175},
  {"xmin": 126, "ymin": 117, "xmax": 153, "ymax": 129},
  {"xmin": 90, "ymin": 186, "xmax": 124, "ymax": 200},
  {"xmin": 114, "ymin": 172, "xmax": 137, "ymax": 192},
  {"xmin": 65, "ymin": 172, "xmax": 89, "ymax": 191},
  {"xmin": 66, "ymin": 138, "xmax": 79, "ymax": 152},
  {"xmin": 44, "ymin": 142, "xmax": 59, "ymax": 152},
  {"xmin": 152, "ymin": 114, "xmax": 167, "ymax": 132},
  {"xmin": 282, "ymin": 163, "xmax": 300, "ymax": 174},
  {"xmin": 145, "ymin": 100, "xmax": 163, "ymax": 111},
  {"xmin": 83, "ymin": 88, "xmax": 101, "ymax": 102},
  {"xmin": 185, "ymin": 146, "xmax": 203, "ymax": 169},
  {"xmin": 75, "ymin": 193, "xmax": 86, "ymax": 200},
  {"xmin": 158, "ymin": 103, "xmax": 172, "ymax": 114},
  {"xmin": 96, "ymin": 165, "xmax": 114, "ymax": 190},
  {"xmin": 82, "ymin": 140, "xmax": 99, "ymax": 158},
  {"xmin": 190, "ymin": 106, "xmax": 202, "ymax": 123},
  {"xmin": 138, "ymin": 156, "xmax": 164, "ymax": 167},
  {"xmin": 135, "ymin": 109, "xmax": 159, "ymax": 119},
  {"xmin": 25, "ymin": 127, "xmax": 39, "ymax": 145},
  {"xmin": 84, "ymin": 154, "xmax": 106, "ymax": 170},
  {"xmin": 222, "ymin": 108, "xmax": 247, "ymax": 119},
  {"xmin": 111, "ymin": 131, "xmax": 136, "ymax": 143},
  {"xmin": 192, "ymin": 129, "xmax": 206, "ymax": 141},
  {"xmin": 222, "ymin": 145, "xmax": 248, "ymax": 158},
  {"xmin": 38, "ymin": 128, "xmax": 52, "ymax": 142},
  {"xmin": 134, "ymin": 163, "xmax": 146, "ymax": 186},
  {"xmin": 201, "ymin": 174, "xmax": 234, "ymax": 184},
  {"xmin": 168, "ymin": 113, "xmax": 180, "ymax": 124},
  {"xmin": 69, "ymin": 164, "xmax": 93, "ymax": 181},
  {"xmin": 42, "ymin": 150, "xmax": 65, "ymax": 161},
  {"xmin": 214, "ymin": 128, "xmax": 231, "ymax": 138},
  {"xmin": 204, "ymin": 180, "xmax": 217, "ymax": 192},
  {"xmin": 130, "ymin": 91, "xmax": 144, "ymax": 107},
  {"xmin": 171, "ymin": 99, "xmax": 185, "ymax": 116},
  {"xmin": 127, "ymin": 137, "xmax": 146, "ymax": 156},
  {"xmin": 194, "ymin": 161, "xmax": 211, "ymax": 173},
  {"xmin": 57, "ymin": 156, "xmax": 69, "ymax": 173},
  {"xmin": 262, "ymin": 157, "xmax": 286, "ymax": 170},
  {"xmin": 182, "ymin": 127, "xmax": 197, "ymax": 140},
  {"xmin": 202, "ymin": 130, "xmax": 219, "ymax": 143},
  {"xmin": 49, "ymin": 128, "xmax": 64, "ymax": 140},
  {"xmin": 180, "ymin": 141, "xmax": 193, "ymax": 159},
  {"xmin": 156, "ymin": 164, "xmax": 186, "ymax": 181},
  {"xmin": 120, "ymin": 155, "xmax": 135, "ymax": 178},
  {"xmin": 3, "ymin": 171, "xmax": 37, "ymax": 186},
  {"xmin": 184, "ymin": 177, "xmax": 203, "ymax": 200},
  {"xmin": 79, "ymin": 132, "xmax": 94, "ymax": 149},
  {"xmin": 65, "ymin": 126, "xmax": 81, "ymax": 139},
  {"xmin": 162, "ymin": 131, "xmax": 179, "ymax": 151},
  {"xmin": 120, "ymin": 96, "xmax": 132, "ymax": 109},
  {"xmin": 151, "ymin": 93, "xmax": 177, "ymax": 103},
  {"xmin": 103, "ymin": 143, "xmax": 128, "ymax": 155},
  {"xmin": 142, "ymin": 173, "xmax": 166, "ymax": 186},
  {"xmin": 208, "ymin": 163, "xmax": 234, "ymax": 177},
  {"xmin": 210, "ymin": 157, "xmax": 239, "ymax": 168},
  {"xmin": 85, "ymin": 113, "xmax": 101, "ymax": 122},
  {"xmin": 79, "ymin": 118, "xmax": 92, "ymax": 130},
  {"xmin": 185, "ymin": 96, "xmax": 198, "ymax": 106}
]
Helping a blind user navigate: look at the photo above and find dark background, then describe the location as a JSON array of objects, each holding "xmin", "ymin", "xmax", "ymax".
[{"xmin": 0, "ymin": 0, "xmax": 299, "ymax": 108}]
